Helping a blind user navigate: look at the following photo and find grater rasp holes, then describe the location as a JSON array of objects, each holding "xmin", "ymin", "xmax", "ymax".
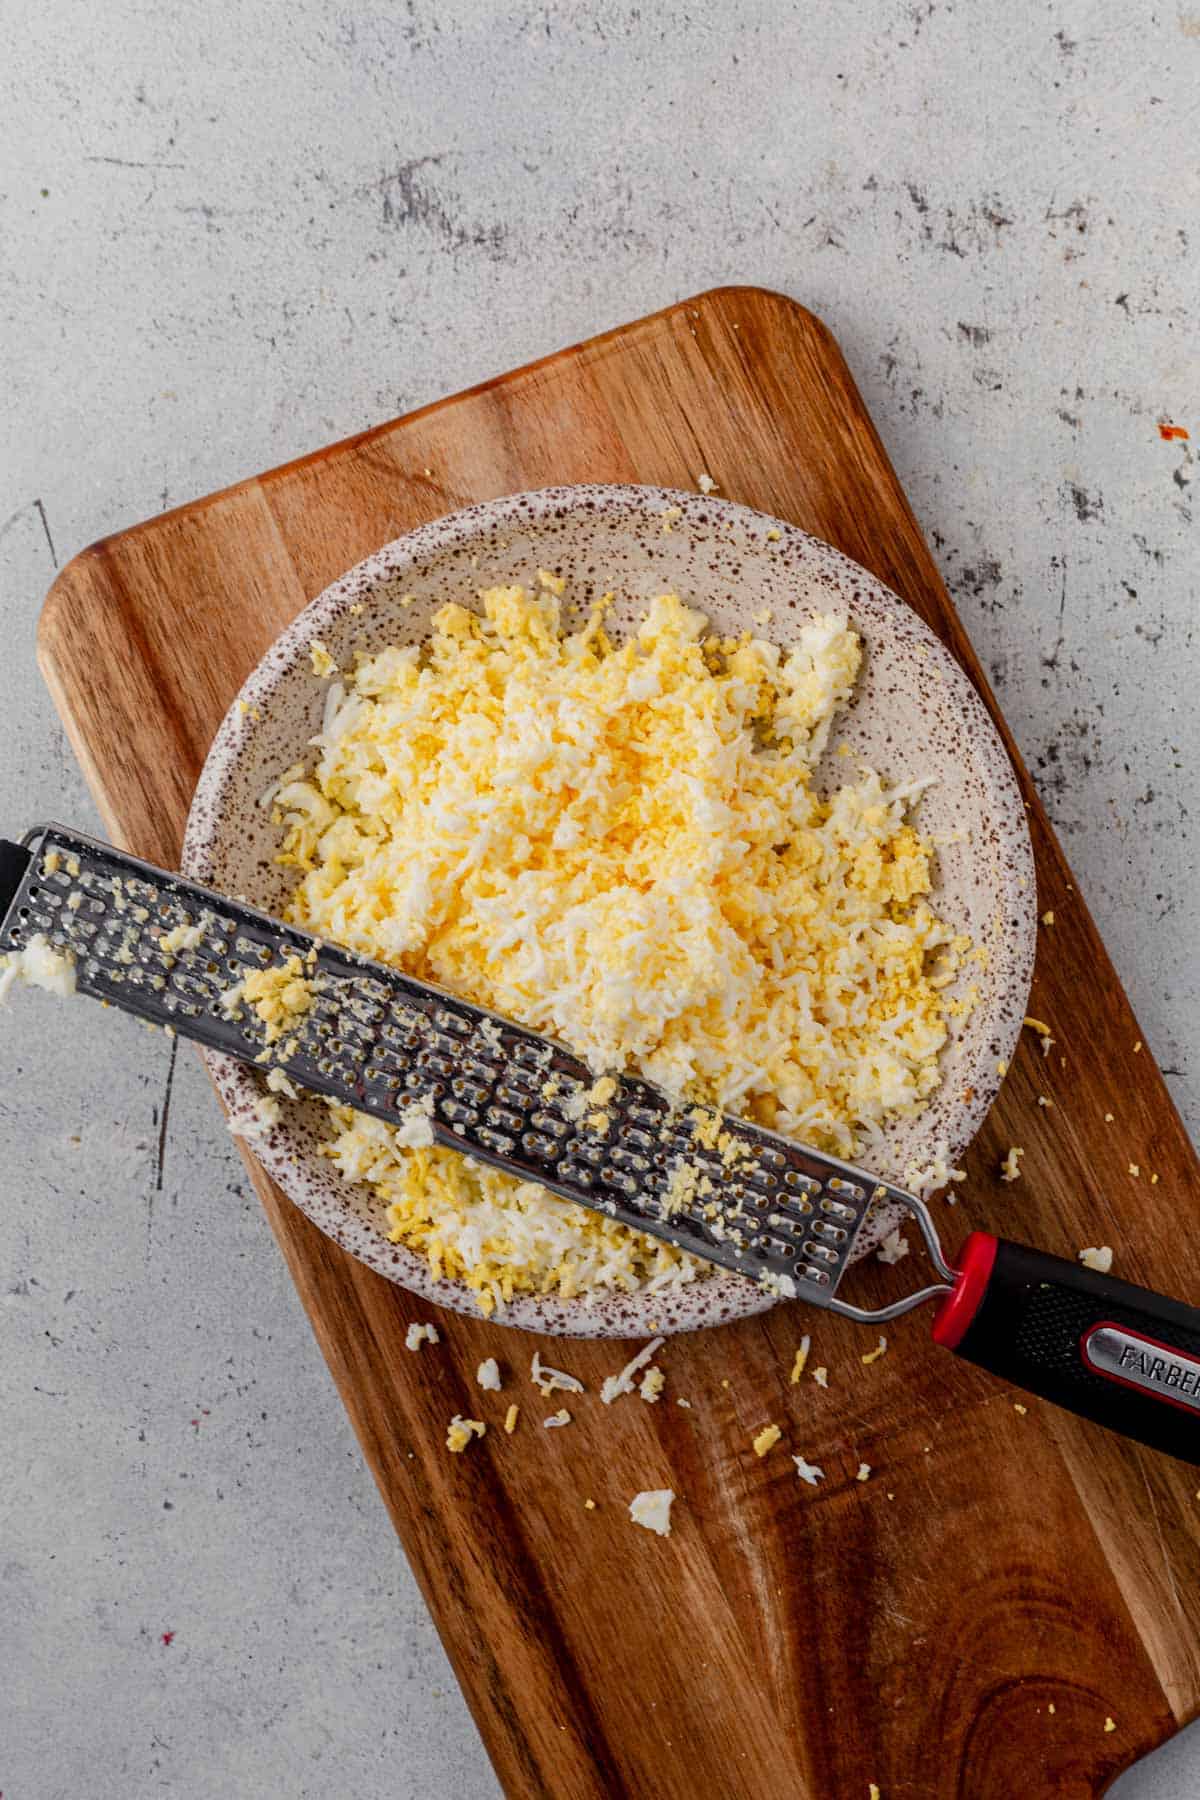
[{"xmin": 1, "ymin": 827, "xmax": 904, "ymax": 1305}]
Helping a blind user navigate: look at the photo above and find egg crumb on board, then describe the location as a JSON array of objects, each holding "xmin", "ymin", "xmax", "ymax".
[
  {"xmin": 697, "ymin": 473, "xmax": 718, "ymax": 494},
  {"xmin": 1105, "ymin": 1718, "xmax": 1117, "ymax": 1734},
  {"xmin": 1000, "ymin": 1146, "xmax": 1025, "ymax": 1183},
  {"xmin": 856, "ymin": 1463, "xmax": 871, "ymax": 1482},
  {"xmin": 639, "ymin": 1366, "xmax": 665, "ymax": 1403},
  {"xmin": 584, "ymin": 1497, "xmax": 596, "ymax": 1510},
  {"xmin": 543, "ymin": 1408, "xmax": 572, "ymax": 1428},
  {"xmin": 629, "ymin": 1489, "xmax": 675, "ymax": 1536},
  {"xmin": 1042, "ymin": 910, "xmax": 1054, "ymax": 926},
  {"xmin": 861, "ymin": 1336, "xmax": 888, "ymax": 1365},
  {"xmin": 1013, "ymin": 1402, "xmax": 1028, "ymax": 1415},
  {"xmin": 790, "ymin": 1336, "xmax": 811, "ymax": 1383},
  {"xmin": 600, "ymin": 1337, "xmax": 665, "ymax": 1403},
  {"xmin": 752, "ymin": 1424, "xmax": 782, "ymax": 1457},
  {"xmin": 446, "ymin": 1415, "xmax": 486, "ymax": 1453},
  {"xmin": 532, "ymin": 1350, "xmax": 585, "ymax": 1397},
  {"xmin": 476, "ymin": 1357, "xmax": 502, "ymax": 1390},
  {"xmin": 793, "ymin": 1455, "xmax": 825, "ymax": 1486},
  {"xmin": 273, "ymin": 582, "xmax": 959, "ymax": 1314},
  {"xmin": 1129, "ymin": 1163, "xmax": 1140, "ymax": 1179},
  {"xmin": 0, "ymin": 934, "xmax": 77, "ymax": 1003},
  {"xmin": 813, "ymin": 1366, "xmax": 829, "ymax": 1389},
  {"xmin": 869, "ymin": 1784, "xmax": 882, "ymax": 1800},
  {"xmin": 504, "ymin": 1404, "xmax": 519, "ymax": 1434},
  {"xmin": 1079, "ymin": 1245, "xmax": 1113, "ymax": 1273},
  {"xmin": 405, "ymin": 1321, "xmax": 440, "ymax": 1351}
]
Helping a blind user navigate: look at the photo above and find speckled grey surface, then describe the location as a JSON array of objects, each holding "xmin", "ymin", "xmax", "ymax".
[{"xmin": 1, "ymin": 3, "xmax": 1196, "ymax": 1795}]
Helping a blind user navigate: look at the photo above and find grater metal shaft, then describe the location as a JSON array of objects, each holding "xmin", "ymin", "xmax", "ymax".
[{"xmin": 0, "ymin": 825, "xmax": 954, "ymax": 1321}]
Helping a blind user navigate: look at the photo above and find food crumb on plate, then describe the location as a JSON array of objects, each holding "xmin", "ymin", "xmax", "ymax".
[
  {"xmin": 753, "ymin": 1424, "xmax": 782, "ymax": 1457},
  {"xmin": 405, "ymin": 1322, "xmax": 439, "ymax": 1352},
  {"xmin": 308, "ymin": 639, "xmax": 337, "ymax": 677},
  {"xmin": 793, "ymin": 1455, "xmax": 825, "ymax": 1486},
  {"xmin": 1078, "ymin": 1245, "xmax": 1113, "ymax": 1273},
  {"xmin": 766, "ymin": 527, "xmax": 781, "ymax": 541},
  {"xmin": 629, "ymin": 1489, "xmax": 674, "ymax": 1536},
  {"xmin": 1000, "ymin": 1146, "xmax": 1025, "ymax": 1183},
  {"xmin": 660, "ymin": 505, "xmax": 682, "ymax": 533},
  {"xmin": 446, "ymin": 1415, "xmax": 485, "ymax": 1453},
  {"xmin": 877, "ymin": 1229, "xmax": 909, "ymax": 1266}
]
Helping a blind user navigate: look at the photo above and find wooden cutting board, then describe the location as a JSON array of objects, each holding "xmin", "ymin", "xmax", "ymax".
[{"xmin": 40, "ymin": 286, "xmax": 1200, "ymax": 1799}]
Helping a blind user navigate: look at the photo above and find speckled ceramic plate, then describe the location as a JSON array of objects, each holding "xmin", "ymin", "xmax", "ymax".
[{"xmin": 183, "ymin": 484, "xmax": 1035, "ymax": 1338}]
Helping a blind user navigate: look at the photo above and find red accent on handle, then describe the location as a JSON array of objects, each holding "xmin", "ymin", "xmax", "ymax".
[{"xmin": 931, "ymin": 1231, "xmax": 998, "ymax": 1350}]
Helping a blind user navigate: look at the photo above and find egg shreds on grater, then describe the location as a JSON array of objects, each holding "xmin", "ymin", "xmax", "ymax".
[{"xmin": 269, "ymin": 582, "xmax": 957, "ymax": 1315}]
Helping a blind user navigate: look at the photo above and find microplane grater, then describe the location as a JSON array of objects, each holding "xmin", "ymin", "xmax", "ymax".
[
  {"xmin": 8, "ymin": 822, "xmax": 1200, "ymax": 1466},
  {"xmin": 0, "ymin": 824, "xmax": 952, "ymax": 1323}
]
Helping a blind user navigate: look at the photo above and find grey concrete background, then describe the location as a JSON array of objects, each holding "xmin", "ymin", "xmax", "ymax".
[{"xmin": 1, "ymin": 1, "xmax": 1196, "ymax": 1795}]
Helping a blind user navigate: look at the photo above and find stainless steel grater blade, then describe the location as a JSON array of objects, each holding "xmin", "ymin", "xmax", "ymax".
[
  {"xmin": 10, "ymin": 825, "xmax": 1200, "ymax": 1462},
  {"xmin": 0, "ymin": 824, "xmax": 954, "ymax": 1322}
]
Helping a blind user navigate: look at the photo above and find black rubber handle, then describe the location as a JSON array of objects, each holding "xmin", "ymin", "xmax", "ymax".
[
  {"xmin": 0, "ymin": 839, "xmax": 31, "ymax": 919},
  {"xmin": 933, "ymin": 1232, "xmax": 1200, "ymax": 1462}
]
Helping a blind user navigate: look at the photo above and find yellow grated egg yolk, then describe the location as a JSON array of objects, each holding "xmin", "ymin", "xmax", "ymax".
[{"xmin": 274, "ymin": 584, "xmax": 956, "ymax": 1314}]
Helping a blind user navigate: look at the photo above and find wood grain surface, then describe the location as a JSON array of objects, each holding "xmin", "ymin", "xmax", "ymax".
[{"xmin": 39, "ymin": 286, "xmax": 1200, "ymax": 1798}]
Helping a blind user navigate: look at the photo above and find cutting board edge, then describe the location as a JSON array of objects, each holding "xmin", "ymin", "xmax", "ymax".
[{"xmin": 35, "ymin": 283, "xmax": 818, "ymax": 648}]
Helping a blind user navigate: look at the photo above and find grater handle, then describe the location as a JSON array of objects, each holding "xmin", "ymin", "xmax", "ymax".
[
  {"xmin": 0, "ymin": 839, "xmax": 31, "ymax": 913},
  {"xmin": 932, "ymin": 1232, "xmax": 1200, "ymax": 1463}
]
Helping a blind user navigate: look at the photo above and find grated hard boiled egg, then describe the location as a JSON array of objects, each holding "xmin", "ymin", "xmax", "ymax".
[{"xmin": 272, "ymin": 584, "xmax": 954, "ymax": 1315}]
